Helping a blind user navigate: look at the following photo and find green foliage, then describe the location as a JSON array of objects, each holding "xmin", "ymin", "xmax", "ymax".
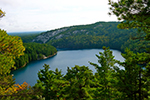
[
  {"xmin": 1, "ymin": 1, "xmax": 150, "ymax": 99},
  {"xmin": 64, "ymin": 65, "xmax": 95, "ymax": 99},
  {"xmin": 35, "ymin": 64, "xmax": 96, "ymax": 99},
  {"xmin": 34, "ymin": 48, "xmax": 118, "ymax": 99},
  {"xmin": 114, "ymin": 49, "xmax": 149, "ymax": 99},
  {"xmin": 34, "ymin": 64, "xmax": 69, "ymax": 100},
  {"xmin": 14, "ymin": 42, "xmax": 57, "ymax": 69},
  {"xmin": 0, "ymin": 29, "xmax": 37, "ymax": 99},
  {"xmin": 20, "ymin": 34, "xmax": 40, "ymax": 43},
  {"xmin": 108, "ymin": 0, "xmax": 150, "ymax": 40},
  {"xmin": 34, "ymin": 47, "xmax": 150, "ymax": 99},
  {"xmin": 0, "ymin": 29, "xmax": 25, "ymax": 75},
  {"xmin": 18, "ymin": 21, "xmax": 150, "ymax": 53},
  {"xmin": 109, "ymin": 0, "xmax": 150, "ymax": 99},
  {"xmin": 30, "ymin": 22, "xmax": 137, "ymax": 52},
  {"xmin": 121, "ymin": 38, "xmax": 150, "ymax": 53},
  {"xmin": 89, "ymin": 47, "xmax": 119, "ymax": 99},
  {"xmin": 0, "ymin": 9, "xmax": 53, "ymax": 100},
  {"xmin": 9, "ymin": 32, "xmax": 41, "ymax": 43}
]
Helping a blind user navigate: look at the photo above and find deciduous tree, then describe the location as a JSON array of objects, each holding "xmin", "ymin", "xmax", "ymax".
[
  {"xmin": 0, "ymin": 30, "xmax": 25, "ymax": 75},
  {"xmin": 0, "ymin": 9, "xmax": 35, "ymax": 100}
]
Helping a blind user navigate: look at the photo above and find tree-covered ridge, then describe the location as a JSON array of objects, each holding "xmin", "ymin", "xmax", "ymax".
[
  {"xmin": 11, "ymin": 22, "xmax": 150, "ymax": 53},
  {"xmin": 8, "ymin": 32, "xmax": 58, "ymax": 69},
  {"xmin": 14, "ymin": 42, "xmax": 57, "ymax": 69},
  {"xmin": 9, "ymin": 31, "xmax": 42, "ymax": 43},
  {"xmin": 32, "ymin": 21, "xmax": 139, "ymax": 52}
]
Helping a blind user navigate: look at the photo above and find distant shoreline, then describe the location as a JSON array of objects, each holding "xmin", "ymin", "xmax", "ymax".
[
  {"xmin": 7, "ymin": 31, "xmax": 44, "ymax": 34},
  {"xmin": 56, "ymin": 48, "xmax": 123, "ymax": 53},
  {"xmin": 42, "ymin": 52, "xmax": 57, "ymax": 59}
]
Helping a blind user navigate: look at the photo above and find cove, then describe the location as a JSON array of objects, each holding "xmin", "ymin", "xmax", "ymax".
[{"xmin": 11, "ymin": 49, "xmax": 125, "ymax": 86}]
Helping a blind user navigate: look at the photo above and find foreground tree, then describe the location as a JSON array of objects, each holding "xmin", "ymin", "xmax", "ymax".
[
  {"xmin": 0, "ymin": 9, "xmax": 37, "ymax": 100},
  {"xmin": 35, "ymin": 64, "xmax": 95, "ymax": 100},
  {"xmin": 108, "ymin": 0, "xmax": 150, "ymax": 40},
  {"xmin": 34, "ymin": 64, "xmax": 69, "ymax": 100},
  {"xmin": 0, "ymin": 30, "xmax": 25, "ymax": 74},
  {"xmin": 0, "ymin": 9, "xmax": 25, "ymax": 75},
  {"xmin": 89, "ymin": 47, "xmax": 119, "ymax": 99},
  {"xmin": 0, "ymin": 29, "xmax": 27, "ymax": 99},
  {"xmin": 35, "ymin": 48, "xmax": 121, "ymax": 99},
  {"xmin": 109, "ymin": 0, "xmax": 150, "ymax": 99},
  {"xmin": 64, "ymin": 65, "xmax": 95, "ymax": 99},
  {"xmin": 115, "ymin": 49, "xmax": 150, "ymax": 99}
]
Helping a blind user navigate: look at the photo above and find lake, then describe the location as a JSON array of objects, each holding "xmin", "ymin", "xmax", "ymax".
[{"xmin": 11, "ymin": 49, "xmax": 125, "ymax": 86}]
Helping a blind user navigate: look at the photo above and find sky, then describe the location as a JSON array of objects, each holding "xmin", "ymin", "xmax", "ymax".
[{"xmin": 0, "ymin": 0, "xmax": 118, "ymax": 32}]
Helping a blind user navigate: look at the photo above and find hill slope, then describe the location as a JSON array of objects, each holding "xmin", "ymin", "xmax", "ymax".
[{"xmin": 32, "ymin": 21, "xmax": 137, "ymax": 51}]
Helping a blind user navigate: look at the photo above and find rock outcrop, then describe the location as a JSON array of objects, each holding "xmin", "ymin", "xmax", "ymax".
[{"xmin": 32, "ymin": 28, "xmax": 68, "ymax": 43}]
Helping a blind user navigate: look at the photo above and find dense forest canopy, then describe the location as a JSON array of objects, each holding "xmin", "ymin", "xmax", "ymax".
[
  {"xmin": 14, "ymin": 42, "xmax": 57, "ymax": 69},
  {"xmin": 29, "ymin": 21, "xmax": 149, "ymax": 53},
  {"xmin": 8, "ymin": 31, "xmax": 42, "ymax": 43},
  {"xmin": 9, "ymin": 21, "xmax": 150, "ymax": 53}
]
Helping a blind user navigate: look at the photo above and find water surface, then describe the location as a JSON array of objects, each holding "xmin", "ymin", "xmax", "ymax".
[{"xmin": 12, "ymin": 49, "xmax": 125, "ymax": 86}]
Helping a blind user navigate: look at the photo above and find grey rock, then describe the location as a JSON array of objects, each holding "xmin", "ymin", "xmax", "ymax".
[
  {"xmin": 94, "ymin": 24, "xmax": 103, "ymax": 29},
  {"xmin": 32, "ymin": 28, "xmax": 68, "ymax": 43}
]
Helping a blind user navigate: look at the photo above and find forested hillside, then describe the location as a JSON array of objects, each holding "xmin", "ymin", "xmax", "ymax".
[
  {"xmin": 12, "ymin": 22, "xmax": 149, "ymax": 53},
  {"xmin": 9, "ymin": 31, "xmax": 42, "ymax": 43},
  {"xmin": 14, "ymin": 43, "xmax": 57, "ymax": 69},
  {"xmin": 8, "ymin": 32, "xmax": 57, "ymax": 69},
  {"xmin": 9, "ymin": 21, "xmax": 150, "ymax": 69},
  {"xmin": 32, "ymin": 21, "xmax": 143, "ymax": 52}
]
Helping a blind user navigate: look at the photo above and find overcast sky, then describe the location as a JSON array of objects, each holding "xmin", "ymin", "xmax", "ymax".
[{"xmin": 0, "ymin": 0, "xmax": 118, "ymax": 32}]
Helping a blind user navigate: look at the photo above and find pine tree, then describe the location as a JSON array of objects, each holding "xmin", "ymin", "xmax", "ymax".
[
  {"xmin": 89, "ymin": 47, "xmax": 118, "ymax": 99},
  {"xmin": 108, "ymin": 0, "xmax": 150, "ymax": 99}
]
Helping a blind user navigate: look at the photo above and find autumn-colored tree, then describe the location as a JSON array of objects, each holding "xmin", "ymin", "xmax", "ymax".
[
  {"xmin": 0, "ymin": 9, "xmax": 25, "ymax": 75},
  {"xmin": 0, "ymin": 29, "xmax": 26, "ymax": 98},
  {"xmin": 0, "ymin": 30, "xmax": 25, "ymax": 75},
  {"xmin": 0, "ymin": 9, "xmax": 37, "ymax": 100},
  {"xmin": 0, "ymin": 9, "xmax": 5, "ymax": 18},
  {"xmin": 0, "ymin": 82, "xmax": 32, "ymax": 100}
]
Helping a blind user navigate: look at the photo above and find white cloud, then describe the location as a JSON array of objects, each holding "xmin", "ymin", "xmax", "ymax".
[{"xmin": 0, "ymin": 0, "xmax": 118, "ymax": 32}]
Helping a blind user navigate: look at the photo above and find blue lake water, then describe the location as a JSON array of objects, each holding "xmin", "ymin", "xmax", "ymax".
[{"xmin": 11, "ymin": 49, "xmax": 125, "ymax": 86}]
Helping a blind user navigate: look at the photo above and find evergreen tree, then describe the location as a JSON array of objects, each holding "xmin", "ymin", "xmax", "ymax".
[
  {"xmin": 35, "ymin": 64, "xmax": 69, "ymax": 100},
  {"xmin": 108, "ymin": 0, "xmax": 150, "ymax": 99},
  {"xmin": 64, "ymin": 65, "xmax": 95, "ymax": 99},
  {"xmin": 89, "ymin": 47, "xmax": 118, "ymax": 99},
  {"xmin": 108, "ymin": 0, "xmax": 150, "ymax": 40}
]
